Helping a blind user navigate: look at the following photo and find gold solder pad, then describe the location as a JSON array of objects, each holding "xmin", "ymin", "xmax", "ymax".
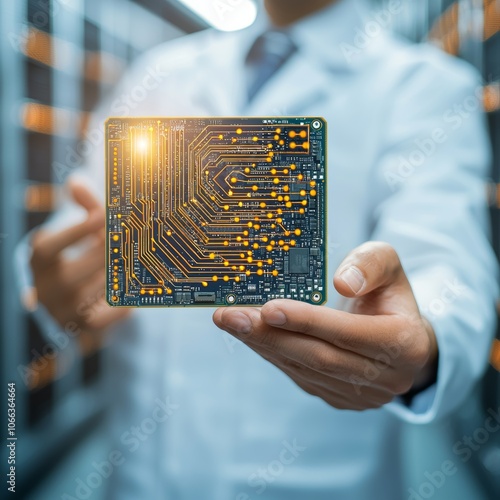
[{"xmin": 106, "ymin": 117, "xmax": 327, "ymax": 307}]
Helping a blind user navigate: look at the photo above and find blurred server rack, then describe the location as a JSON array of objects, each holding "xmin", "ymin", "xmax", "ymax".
[
  {"xmin": 374, "ymin": 0, "xmax": 500, "ymax": 373},
  {"xmin": 0, "ymin": 0, "xmax": 183, "ymax": 495},
  {"xmin": 374, "ymin": 0, "xmax": 500, "ymax": 495},
  {"xmin": 1, "ymin": 0, "xmax": 499, "ymax": 496}
]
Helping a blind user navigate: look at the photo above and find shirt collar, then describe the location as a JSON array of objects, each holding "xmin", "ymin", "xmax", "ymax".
[{"xmin": 237, "ymin": 0, "xmax": 372, "ymax": 71}]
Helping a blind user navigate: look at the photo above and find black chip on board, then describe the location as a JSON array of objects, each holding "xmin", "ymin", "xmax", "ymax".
[{"xmin": 289, "ymin": 248, "xmax": 310, "ymax": 274}]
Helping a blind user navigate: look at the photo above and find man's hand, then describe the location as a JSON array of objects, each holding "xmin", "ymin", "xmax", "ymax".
[
  {"xmin": 30, "ymin": 179, "xmax": 130, "ymax": 334},
  {"xmin": 213, "ymin": 242, "xmax": 438, "ymax": 410}
]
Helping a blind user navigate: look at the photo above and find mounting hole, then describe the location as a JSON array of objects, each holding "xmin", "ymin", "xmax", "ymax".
[
  {"xmin": 312, "ymin": 120, "xmax": 322, "ymax": 130},
  {"xmin": 226, "ymin": 294, "xmax": 237, "ymax": 305},
  {"xmin": 311, "ymin": 292, "xmax": 322, "ymax": 303}
]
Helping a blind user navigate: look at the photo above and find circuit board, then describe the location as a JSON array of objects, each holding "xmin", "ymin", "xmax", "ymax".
[{"xmin": 106, "ymin": 117, "xmax": 327, "ymax": 307}]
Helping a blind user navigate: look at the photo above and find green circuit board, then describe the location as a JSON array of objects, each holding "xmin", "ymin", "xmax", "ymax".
[{"xmin": 106, "ymin": 117, "xmax": 327, "ymax": 307}]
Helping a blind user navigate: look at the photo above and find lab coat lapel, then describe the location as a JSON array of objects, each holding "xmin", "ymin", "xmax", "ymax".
[
  {"xmin": 245, "ymin": 51, "xmax": 333, "ymax": 116},
  {"xmin": 191, "ymin": 33, "xmax": 249, "ymax": 116},
  {"xmin": 192, "ymin": 33, "xmax": 335, "ymax": 117}
]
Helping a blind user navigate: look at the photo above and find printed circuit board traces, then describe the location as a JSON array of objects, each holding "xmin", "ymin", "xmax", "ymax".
[{"xmin": 106, "ymin": 117, "xmax": 327, "ymax": 307}]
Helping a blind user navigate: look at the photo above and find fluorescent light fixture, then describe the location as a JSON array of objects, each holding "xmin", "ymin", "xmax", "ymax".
[{"xmin": 176, "ymin": 0, "xmax": 257, "ymax": 31}]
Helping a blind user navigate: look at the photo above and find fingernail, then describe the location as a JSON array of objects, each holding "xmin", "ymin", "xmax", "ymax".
[
  {"xmin": 340, "ymin": 266, "xmax": 365, "ymax": 294},
  {"xmin": 264, "ymin": 308, "xmax": 286, "ymax": 326},
  {"xmin": 221, "ymin": 311, "xmax": 252, "ymax": 334},
  {"xmin": 21, "ymin": 287, "xmax": 38, "ymax": 313}
]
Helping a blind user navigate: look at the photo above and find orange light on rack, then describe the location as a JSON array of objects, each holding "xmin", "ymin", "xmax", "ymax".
[
  {"xmin": 21, "ymin": 101, "xmax": 85, "ymax": 136},
  {"xmin": 484, "ymin": 0, "xmax": 500, "ymax": 41},
  {"xmin": 23, "ymin": 27, "xmax": 52, "ymax": 66},
  {"xmin": 484, "ymin": 83, "xmax": 500, "ymax": 113},
  {"xmin": 22, "ymin": 101, "xmax": 54, "ymax": 135},
  {"xmin": 25, "ymin": 183, "xmax": 58, "ymax": 212},
  {"xmin": 491, "ymin": 339, "xmax": 500, "ymax": 372}
]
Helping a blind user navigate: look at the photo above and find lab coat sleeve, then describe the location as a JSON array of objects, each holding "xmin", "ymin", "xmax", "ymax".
[{"xmin": 369, "ymin": 51, "xmax": 499, "ymax": 423}]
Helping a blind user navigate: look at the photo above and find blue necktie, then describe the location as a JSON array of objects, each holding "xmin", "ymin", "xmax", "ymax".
[{"xmin": 246, "ymin": 30, "xmax": 297, "ymax": 102}]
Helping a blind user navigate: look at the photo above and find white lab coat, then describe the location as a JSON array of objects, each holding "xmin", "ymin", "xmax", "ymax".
[{"xmin": 21, "ymin": 0, "xmax": 498, "ymax": 498}]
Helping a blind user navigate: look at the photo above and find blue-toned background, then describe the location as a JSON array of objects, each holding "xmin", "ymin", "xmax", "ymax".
[{"xmin": 0, "ymin": 1, "xmax": 499, "ymax": 498}]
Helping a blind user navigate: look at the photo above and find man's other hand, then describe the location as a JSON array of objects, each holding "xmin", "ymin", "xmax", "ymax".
[{"xmin": 30, "ymin": 179, "xmax": 130, "ymax": 334}]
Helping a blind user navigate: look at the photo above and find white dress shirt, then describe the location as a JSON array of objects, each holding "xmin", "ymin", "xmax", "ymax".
[{"xmin": 20, "ymin": 0, "xmax": 498, "ymax": 498}]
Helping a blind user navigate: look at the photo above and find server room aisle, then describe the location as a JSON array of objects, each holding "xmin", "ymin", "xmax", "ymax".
[{"xmin": 1, "ymin": 1, "xmax": 499, "ymax": 499}]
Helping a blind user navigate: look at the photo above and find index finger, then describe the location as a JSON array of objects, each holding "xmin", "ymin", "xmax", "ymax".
[
  {"xmin": 32, "ymin": 211, "xmax": 104, "ymax": 265},
  {"xmin": 68, "ymin": 177, "xmax": 101, "ymax": 212},
  {"xmin": 258, "ymin": 299, "xmax": 409, "ymax": 358}
]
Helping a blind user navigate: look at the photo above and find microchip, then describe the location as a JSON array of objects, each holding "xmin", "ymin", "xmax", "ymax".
[
  {"xmin": 106, "ymin": 117, "xmax": 327, "ymax": 307},
  {"xmin": 289, "ymin": 248, "xmax": 310, "ymax": 274}
]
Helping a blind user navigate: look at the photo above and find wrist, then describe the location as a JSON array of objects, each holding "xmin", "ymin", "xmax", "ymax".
[{"xmin": 411, "ymin": 316, "xmax": 439, "ymax": 392}]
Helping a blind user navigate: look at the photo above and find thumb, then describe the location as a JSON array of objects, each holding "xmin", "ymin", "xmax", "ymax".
[
  {"xmin": 68, "ymin": 176, "xmax": 101, "ymax": 213},
  {"xmin": 334, "ymin": 241, "xmax": 412, "ymax": 300}
]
